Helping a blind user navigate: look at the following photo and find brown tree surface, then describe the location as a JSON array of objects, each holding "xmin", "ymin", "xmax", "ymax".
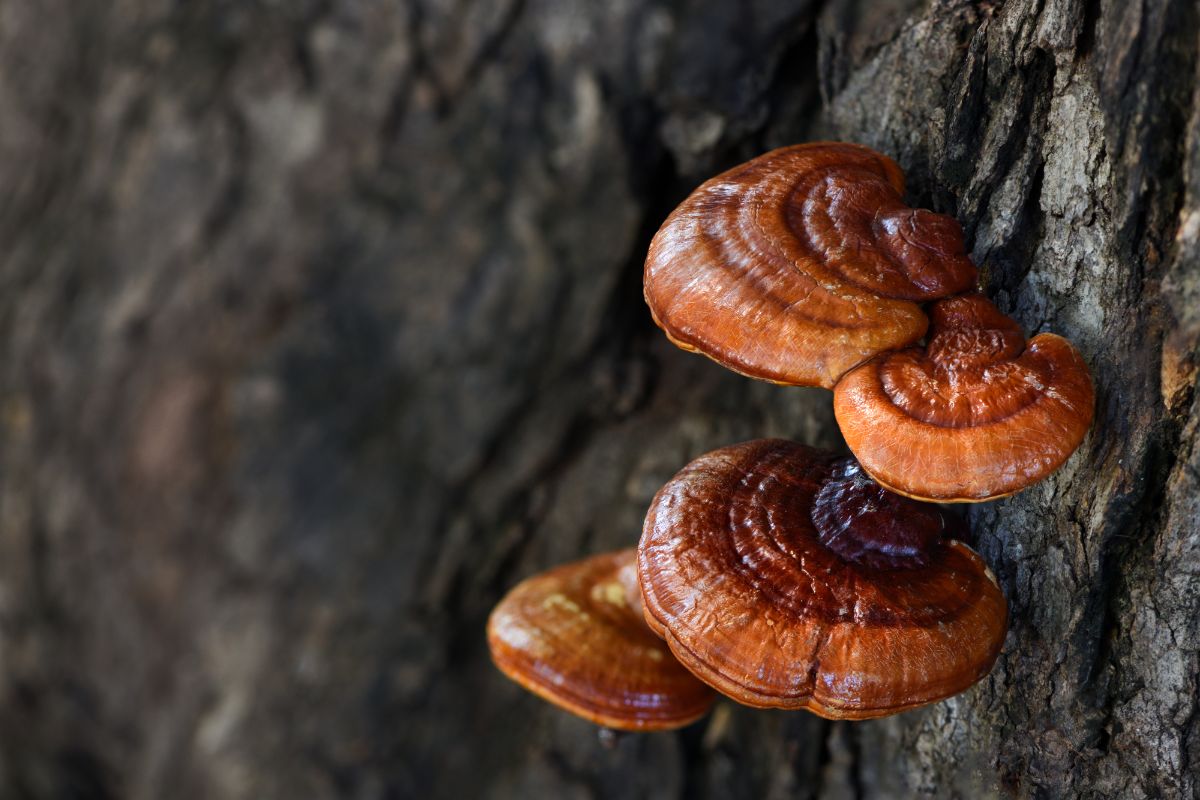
[{"xmin": 0, "ymin": 1, "xmax": 1197, "ymax": 798}]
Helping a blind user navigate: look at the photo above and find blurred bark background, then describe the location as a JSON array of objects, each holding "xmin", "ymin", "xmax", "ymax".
[{"xmin": 0, "ymin": 0, "xmax": 1198, "ymax": 798}]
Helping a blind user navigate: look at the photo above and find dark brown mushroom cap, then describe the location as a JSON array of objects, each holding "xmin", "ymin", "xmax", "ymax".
[
  {"xmin": 487, "ymin": 549, "xmax": 715, "ymax": 731},
  {"xmin": 638, "ymin": 440, "xmax": 1007, "ymax": 719},
  {"xmin": 644, "ymin": 142, "xmax": 978, "ymax": 388},
  {"xmin": 833, "ymin": 293, "xmax": 1095, "ymax": 502}
]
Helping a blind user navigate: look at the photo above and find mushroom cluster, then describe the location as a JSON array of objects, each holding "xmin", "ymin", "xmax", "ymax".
[
  {"xmin": 645, "ymin": 142, "xmax": 1094, "ymax": 501},
  {"xmin": 487, "ymin": 142, "xmax": 1092, "ymax": 732}
]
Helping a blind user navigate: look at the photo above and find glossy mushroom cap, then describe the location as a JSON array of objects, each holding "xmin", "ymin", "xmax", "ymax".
[
  {"xmin": 639, "ymin": 440, "xmax": 1007, "ymax": 719},
  {"xmin": 644, "ymin": 142, "xmax": 978, "ymax": 388},
  {"xmin": 833, "ymin": 293, "xmax": 1095, "ymax": 502},
  {"xmin": 488, "ymin": 549, "xmax": 715, "ymax": 731}
]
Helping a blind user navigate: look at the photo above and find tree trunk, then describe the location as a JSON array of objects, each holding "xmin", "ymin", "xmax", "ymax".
[{"xmin": 0, "ymin": 0, "xmax": 1197, "ymax": 798}]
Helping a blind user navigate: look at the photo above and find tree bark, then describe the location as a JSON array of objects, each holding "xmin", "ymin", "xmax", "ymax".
[{"xmin": 0, "ymin": 0, "xmax": 1197, "ymax": 798}]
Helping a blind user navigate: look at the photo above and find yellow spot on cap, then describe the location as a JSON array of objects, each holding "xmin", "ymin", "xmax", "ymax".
[
  {"xmin": 591, "ymin": 581, "xmax": 628, "ymax": 607},
  {"xmin": 543, "ymin": 593, "xmax": 583, "ymax": 615}
]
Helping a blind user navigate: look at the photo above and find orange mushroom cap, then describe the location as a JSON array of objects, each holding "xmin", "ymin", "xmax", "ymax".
[
  {"xmin": 638, "ymin": 439, "xmax": 1007, "ymax": 719},
  {"xmin": 487, "ymin": 549, "xmax": 715, "ymax": 731},
  {"xmin": 833, "ymin": 293, "xmax": 1095, "ymax": 502},
  {"xmin": 644, "ymin": 142, "xmax": 978, "ymax": 388}
]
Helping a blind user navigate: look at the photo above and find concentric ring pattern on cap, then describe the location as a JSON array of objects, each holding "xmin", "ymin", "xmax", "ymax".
[
  {"xmin": 834, "ymin": 294, "xmax": 1095, "ymax": 501},
  {"xmin": 488, "ymin": 549, "xmax": 715, "ymax": 730},
  {"xmin": 644, "ymin": 142, "xmax": 977, "ymax": 388},
  {"xmin": 638, "ymin": 439, "xmax": 1007, "ymax": 719}
]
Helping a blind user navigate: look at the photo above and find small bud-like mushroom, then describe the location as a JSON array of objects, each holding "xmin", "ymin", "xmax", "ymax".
[
  {"xmin": 639, "ymin": 439, "xmax": 1007, "ymax": 719},
  {"xmin": 488, "ymin": 549, "xmax": 715, "ymax": 731},
  {"xmin": 834, "ymin": 293, "xmax": 1095, "ymax": 502},
  {"xmin": 644, "ymin": 142, "xmax": 977, "ymax": 388}
]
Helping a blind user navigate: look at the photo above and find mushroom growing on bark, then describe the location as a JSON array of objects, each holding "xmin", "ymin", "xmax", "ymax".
[
  {"xmin": 488, "ymin": 549, "xmax": 715, "ymax": 731},
  {"xmin": 643, "ymin": 142, "xmax": 977, "ymax": 388},
  {"xmin": 638, "ymin": 439, "xmax": 1007, "ymax": 719},
  {"xmin": 834, "ymin": 293, "xmax": 1095, "ymax": 501}
]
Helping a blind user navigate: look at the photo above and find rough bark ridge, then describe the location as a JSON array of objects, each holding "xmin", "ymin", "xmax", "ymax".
[{"xmin": 0, "ymin": 0, "xmax": 1196, "ymax": 798}]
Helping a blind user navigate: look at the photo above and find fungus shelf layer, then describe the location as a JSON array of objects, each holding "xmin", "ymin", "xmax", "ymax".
[
  {"xmin": 644, "ymin": 142, "xmax": 977, "ymax": 388},
  {"xmin": 638, "ymin": 439, "xmax": 1007, "ymax": 719},
  {"xmin": 488, "ymin": 549, "xmax": 715, "ymax": 730},
  {"xmin": 834, "ymin": 293, "xmax": 1095, "ymax": 501}
]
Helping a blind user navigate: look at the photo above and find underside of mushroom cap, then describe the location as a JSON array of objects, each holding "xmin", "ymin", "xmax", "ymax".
[
  {"xmin": 488, "ymin": 549, "xmax": 715, "ymax": 731},
  {"xmin": 644, "ymin": 142, "xmax": 978, "ymax": 388},
  {"xmin": 638, "ymin": 439, "xmax": 1008, "ymax": 719},
  {"xmin": 833, "ymin": 293, "xmax": 1095, "ymax": 502}
]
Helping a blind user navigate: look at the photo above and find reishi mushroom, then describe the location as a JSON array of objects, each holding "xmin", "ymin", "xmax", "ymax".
[
  {"xmin": 484, "ymin": 141, "xmax": 1093, "ymax": 731},
  {"xmin": 638, "ymin": 439, "xmax": 1007, "ymax": 719},
  {"xmin": 834, "ymin": 293, "xmax": 1095, "ymax": 502},
  {"xmin": 644, "ymin": 142, "xmax": 978, "ymax": 388},
  {"xmin": 487, "ymin": 548, "xmax": 715, "ymax": 731}
]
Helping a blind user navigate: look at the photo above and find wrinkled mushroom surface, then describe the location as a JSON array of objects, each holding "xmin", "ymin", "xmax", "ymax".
[
  {"xmin": 834, "ymin": 293, "xmax": 1095, "ymax": 502},
  {"xmin": 639, "ymin": 439, "xmax": 1007, "ymax": 719},
  {"xmin": 644, "ymin": 142, "xmax": 977, "ymax": 388},
  {"xmin": 488, "ymin": 549, "xmax": 715, "ymax": 730}
]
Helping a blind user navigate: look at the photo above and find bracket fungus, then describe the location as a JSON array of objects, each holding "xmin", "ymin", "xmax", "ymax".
[
  {"xmin": 638, "ymin": 439, "xmax": 1007, "ymax": 719},
  {"xmin": 834, "ymin": 293, "xmax": 1095, "ymax": 502},
  {"xmin": 487, "ymin": 549, "xmax": 715, "ymax": 731},
  {"xmin": 644, "ymin": 142, "xmax": 978, "ymax": 388}
]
